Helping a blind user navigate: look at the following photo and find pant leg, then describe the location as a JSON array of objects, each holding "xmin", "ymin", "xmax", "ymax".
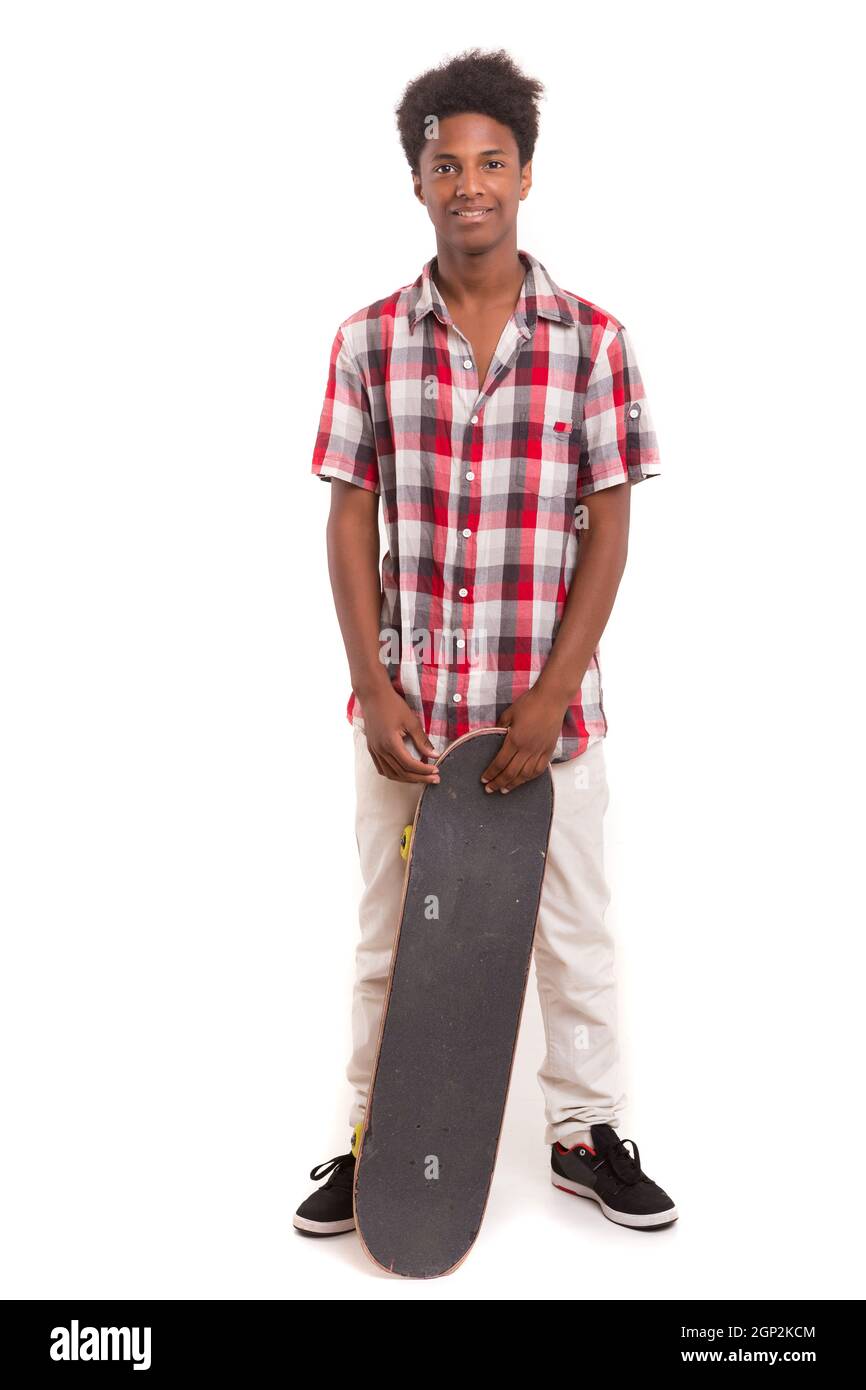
[
  {"xmin": 533, "ymin": 737, "xmax": 626, "ymax": 1146},
  {"xmin": 346, "ymin": 726, "xmax": 423, "ymax": 1129}
]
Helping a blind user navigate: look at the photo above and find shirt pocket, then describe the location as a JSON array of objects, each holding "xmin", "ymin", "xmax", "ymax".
[{"xmin": 520, "ymin": 410, "xmax": 577, "ymax": 498}]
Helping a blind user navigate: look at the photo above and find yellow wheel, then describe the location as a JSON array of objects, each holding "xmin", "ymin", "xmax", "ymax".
[{"xmin": 400, "ymin": 824, "xmax": 413, "ymax": 860}]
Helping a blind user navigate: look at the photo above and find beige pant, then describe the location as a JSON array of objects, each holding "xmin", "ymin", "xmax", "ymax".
[{"xmin": 347, "ymin": 726, "xmax": 626, "ymax": 1146}]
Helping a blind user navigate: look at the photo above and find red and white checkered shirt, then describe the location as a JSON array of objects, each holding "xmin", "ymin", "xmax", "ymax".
[{"xmin": 311, "ymin": 248, "xmax": 660, "ymax": 761}]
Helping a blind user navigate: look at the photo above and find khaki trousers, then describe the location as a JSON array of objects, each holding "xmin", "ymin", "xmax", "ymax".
[{"xmin": 347, "ymin": 726, "xmax": 626, "ymax": 1146}]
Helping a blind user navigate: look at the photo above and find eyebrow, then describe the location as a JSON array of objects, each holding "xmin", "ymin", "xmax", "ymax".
[{"xmin": 431, "ymin": 149, "xmax": 509, "ymax": 160}]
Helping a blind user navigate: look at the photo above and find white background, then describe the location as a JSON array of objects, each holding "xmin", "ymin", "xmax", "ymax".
[{"xmin": 1, "ymin": 0, "xmax": 863, "ymax": 1300}]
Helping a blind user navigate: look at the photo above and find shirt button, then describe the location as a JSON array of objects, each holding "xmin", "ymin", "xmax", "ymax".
[
  {"xmin": 470, "ymin": 414, "xmax": 479, "ymax": 424},
  {"xmin": 458, "ymin": 587, "xmax": 468, "ymax": 597},
  {"xmin": 629, "ymin": 404, "xmax": 641, "ymax": 419},
  {"xmin": 463, "ymin": 358, "xmax": 473, "ymax": 369},
  {"xmin": 456, "ymin": 638, "xmax": 465, "ymax": 649},
  {"xmin": 465, "ymin": 470, "xmax": 475, "ymax": 481},
  {"xmin": 462, "ymin": 528, "xmax": 471, "ymax": 538},
  {"xmin": 452, "ymin": 692, "xmax": 462, "ymax": 703}
]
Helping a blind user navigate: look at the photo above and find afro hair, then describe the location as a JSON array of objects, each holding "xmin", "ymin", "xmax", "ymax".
[{"xmin": 395, "ymin": 48, "xmax": 545, "ymax": 175}]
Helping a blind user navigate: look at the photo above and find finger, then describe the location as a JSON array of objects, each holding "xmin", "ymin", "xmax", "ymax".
[
  {"xmin": 387, "ymin": 736, "xmax": 441, "ymax": 780},
  {"xmin": 405, "ymin": 720, "xmax": 438, "ymax": 761},
  {"xmin": 502, "ymin": 754, "xmax": 546, "ymax": 792},
  {"xmin": 494, "ymin": 752, "xmax": 536, "ymax": 793},
  {"xmin": 483, "ymin": 745, "xmax": 526, "ymax": 792},
  {"xmin": 480, "ymin": 734, "xmax": 517, "ymax": 785},
  {"xmin": 380, "ymin": 749, "xmax": 441, "ymax": 784},
  {"xmin": 371, "ymin": 748, "xmax": 398, "ymax": 779}
]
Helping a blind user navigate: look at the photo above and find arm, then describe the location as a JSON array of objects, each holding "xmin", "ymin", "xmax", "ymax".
[
  {"xmin": 480, "ymin": 481, "xmax": 631, "ymax": 792},
  {"xmin": 326, "ymin": 479, "xmax": 439, "ymax": 784}
]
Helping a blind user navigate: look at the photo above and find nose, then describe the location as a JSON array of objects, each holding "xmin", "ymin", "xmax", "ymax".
[{"xmin": 456, "ymin": 169, "xmax": 484, "ymax": 199}]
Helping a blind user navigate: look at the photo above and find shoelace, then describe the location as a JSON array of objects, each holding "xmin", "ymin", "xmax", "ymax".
[
  {"xmin": 595, "ymin": 1137, "xmax": 648, "ymax": 1188},
  {"xmin": 309, "ymin": 1150, "xmax": 354, "ymax": 1187}
]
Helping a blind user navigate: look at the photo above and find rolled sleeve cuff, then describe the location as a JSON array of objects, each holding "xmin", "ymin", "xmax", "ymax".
[
  {"xmin": 576, "ymin": 462, "xmax": 661, "ymax": 499},
  {"xmin": 313, "ymin": 457, "xmax": 380, "ymax": 493}
]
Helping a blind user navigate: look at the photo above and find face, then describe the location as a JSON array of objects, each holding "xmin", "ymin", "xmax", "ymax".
[{"xmin": 413, "ymin": 112, "xmax": 531, "ymax": 253}]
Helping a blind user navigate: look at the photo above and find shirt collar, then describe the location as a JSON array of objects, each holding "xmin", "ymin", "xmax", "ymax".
[{"xmin": 407, "ymin": 248, "xmax": 575, "ymax": 337}]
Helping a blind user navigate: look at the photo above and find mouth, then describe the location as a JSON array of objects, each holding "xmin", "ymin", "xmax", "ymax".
[{"xmin": 452, "ymin": 207, "xmax": 493, "ymax": 221}]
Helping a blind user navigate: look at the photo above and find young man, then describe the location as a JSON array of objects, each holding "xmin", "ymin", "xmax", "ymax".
[{"xmin": 295, "ymin": 49, "xmax": 677, "ymax": 1239}]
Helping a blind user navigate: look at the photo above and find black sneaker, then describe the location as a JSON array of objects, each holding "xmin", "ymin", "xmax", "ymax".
[
  {"xmin": 293, "ymin": 1141, "xmax": 357, "ymax": 1238},
  {"xmin": 551, "ymin": 1123, "xmax": 678, "ymax": 1229}
]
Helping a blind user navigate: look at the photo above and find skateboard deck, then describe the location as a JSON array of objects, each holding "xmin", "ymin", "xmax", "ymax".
[{"xmin": 353, "ymin": 727, "xmax": 555, "ymax": 1278}]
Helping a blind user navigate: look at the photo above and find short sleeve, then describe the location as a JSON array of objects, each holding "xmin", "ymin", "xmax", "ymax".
[
  {"xmin": 577, "ymin": 324, "xmax": 661, "ymax": 499},
  {"xmin": 311, "ymin": 327, "xmax": 379, "ymax": 493}
]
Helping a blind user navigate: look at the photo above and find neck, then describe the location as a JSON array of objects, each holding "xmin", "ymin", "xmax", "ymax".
[{"xmin": 431, "ymin": 237, "xmax": 525, "ymax": 310}]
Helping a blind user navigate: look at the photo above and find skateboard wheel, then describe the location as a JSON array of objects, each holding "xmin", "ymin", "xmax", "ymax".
[{"xmin": 400, "ymin": 824, "xmax": 413, "ymax": 860}]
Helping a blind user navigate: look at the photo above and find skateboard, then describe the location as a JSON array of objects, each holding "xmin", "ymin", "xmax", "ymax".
[{"xmin": 352, "ymin": 727, "xmax": 555, "ymax": 1278}]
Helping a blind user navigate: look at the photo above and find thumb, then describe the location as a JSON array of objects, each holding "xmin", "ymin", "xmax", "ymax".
[{"xmin": 499, "ymin": 705, "xmax": 515, "ymax": 727}]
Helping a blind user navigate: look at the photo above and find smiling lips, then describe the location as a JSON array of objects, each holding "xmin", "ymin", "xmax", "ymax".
[{"xmin": 453, "ymin": 207, "xmax": 493, "ymax": 220}]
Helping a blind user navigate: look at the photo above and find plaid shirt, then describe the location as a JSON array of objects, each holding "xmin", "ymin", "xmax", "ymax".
[{"xmin": 311, "ymin": 248, "xmax": 660, "ymax": 762}]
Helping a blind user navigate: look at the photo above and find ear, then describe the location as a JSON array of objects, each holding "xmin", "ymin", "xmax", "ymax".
[
  {"xmin": 412, "ymin": 170, "xmax": 425, "ymax": 205},
  {"xmin": 520, "ymin": 159, "xmax": 533, "ymax": 200}
]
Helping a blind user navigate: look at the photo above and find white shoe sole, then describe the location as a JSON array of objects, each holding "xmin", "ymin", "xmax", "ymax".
[
  {"xmin": 552, "ymin": 1172, "xmax": 678, "ymax": 1228},
  {"xmin": 293, "ymin": 1213, "xmax": 356, "ymax": 1236}
]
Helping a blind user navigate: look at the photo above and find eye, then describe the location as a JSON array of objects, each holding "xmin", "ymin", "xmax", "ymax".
[
  {"xmin": 433, "ymin": 164, "xmax": 457, "ymax": 174},
  {"xmin": 484, "ymin": 161, "xmax": 505, "ymax": 169}
]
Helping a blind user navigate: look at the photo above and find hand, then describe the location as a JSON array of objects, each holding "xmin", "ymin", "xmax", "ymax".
[
  {"xmin": 480, "ymin": 687, "xmax": 566, "ymax": 792},
  {"xmin": 360, "ymin": 684, "xmax": 441, "ymax": 784}
]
